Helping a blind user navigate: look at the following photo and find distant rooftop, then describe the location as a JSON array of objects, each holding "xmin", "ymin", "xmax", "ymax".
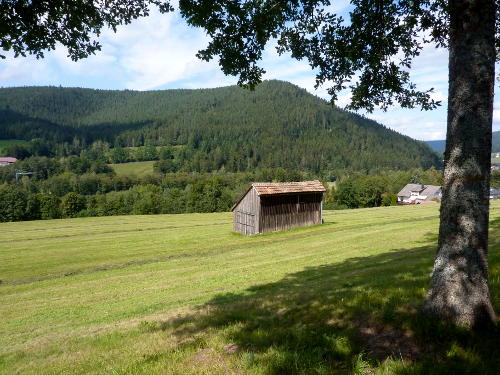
[
  {"xmin": 0, "ymin": 157, "xmax": 17, "ymax": 163},
  {"xmin": 398, "ymin": 183, "xmax": 441, "ymax": 197}
]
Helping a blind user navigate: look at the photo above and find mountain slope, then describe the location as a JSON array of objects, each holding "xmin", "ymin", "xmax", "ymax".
[
  {"xmin": 425, "ymin": 139, "xmax": 446, "ymax": 154},
  {"xmin": 0, "ymin": 81, "xmax": 441, "ymax": 173},
  {"xmin": 426, "ymin": 131, "xmax": 500, "ymax": 154}
]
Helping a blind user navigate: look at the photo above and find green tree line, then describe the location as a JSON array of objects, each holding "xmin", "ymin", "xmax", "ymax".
[{"xmin": 0, "ymin": 152, "xmax": 455, "ymax": 222}]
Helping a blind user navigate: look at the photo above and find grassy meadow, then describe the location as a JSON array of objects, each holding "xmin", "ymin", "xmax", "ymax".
[
  {"xmin": 109, "ymin": 161, "xmax": 156, "ymax": 177},
  {"xmin": 0, "ymin": 139, "xmax": 28, "ymax": 154},
  {"xmin": 1, "ymin": 202, "xmax": 499, "ymax": 374}
]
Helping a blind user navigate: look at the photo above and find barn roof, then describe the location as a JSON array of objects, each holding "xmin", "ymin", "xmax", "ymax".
[
  {"xmin": 0, "ymin": 157, "xmax": 17, "ymax": 163},
  {"xmin": 231, "ymin": 180, "xmax": 326, "ymax": 211},
  {"xmin": 252, "ymin": 180, "xmax": 326, "ymax": 195}
]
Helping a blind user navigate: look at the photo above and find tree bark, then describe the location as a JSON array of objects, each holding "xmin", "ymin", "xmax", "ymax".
[{"xmin": 423, "ymin": 0, "xmax": 497, "ymax": 328}]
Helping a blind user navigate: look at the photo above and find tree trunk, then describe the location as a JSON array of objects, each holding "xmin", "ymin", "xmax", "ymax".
[{"xmin": 423, "ymin": 0, "xmax": 497, "ymax": 328}]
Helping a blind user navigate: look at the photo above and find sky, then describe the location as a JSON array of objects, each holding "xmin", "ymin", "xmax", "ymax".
[{"xmin": 0, "ymin": 3, "xmax": 499, "ymax": 142}]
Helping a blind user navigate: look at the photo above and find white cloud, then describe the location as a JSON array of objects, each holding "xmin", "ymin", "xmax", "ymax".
[
  {"xmin": 0, "ymin": 54, "xmax": 56, "ymax": 86},
  {"xmin": 334, "ymin": 92, "xmax": 353, "ymax": 107},
  {"xmin": 52, "ymin": 47, "xmax": 119, "ymax": 78},
  {"xmin": 100, "ymin": 10, "xmax": 220, "ymax": 90},
  {"xmin": 0, "ymin": 8, "xmax": 221, "ymax": 91}
]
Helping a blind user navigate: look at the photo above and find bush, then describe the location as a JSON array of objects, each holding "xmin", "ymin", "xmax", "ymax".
[
  {"xmin": 73, "ymin": 173, "xmax": 101, "ymax": 195},
  {"xmin": 4, "ymin": 144, "xmax": 31, "ymax": 159},
  {"xmin": 161, "ymin": 188, "xmax": 187, "ymax": 213},
  {"xmin": 186, "ymin": 178, "xmax": 232, "ymax": 213},
  {"xmin": 26, "ymin": 193, "xmax": 41, "ymax": 220},
  {"xmin": 335, "ymin": 176, "xmax": 385, "ymax": 209},
  {"xmin": 154, "ymin": 159, "xmax": 178, "ymax": 173},
  {"xmin": 43, "ymin": 174, "xmax": 73, "ymax": 196},
  {"xmin": 39, "ymin": 194, "xmax": 61, "ymax": 219},
  {"xmin": 381, "ymin": 192, "xmax": 398, "ymax": 206},
  {"xmin": 61, "ymin": 192, "xmax": 86, "ymax": 218},
  {"xmin": 334, "ymin": 180, "xmax": 361, "ymax": 209},
  {"xmin": 109, "ymin": 147, "xmax": 130, "ymax": 163},
  {"xmin": 0, "ymin": 184, "xmax": 28, "ymax": 221},
  {"xmin": 492, "ymin": 170, "xmax": 500, "ymax": 188},
  {"xmin": 130, "ymin": 185, "xmax": 164, "ymax": 215}
]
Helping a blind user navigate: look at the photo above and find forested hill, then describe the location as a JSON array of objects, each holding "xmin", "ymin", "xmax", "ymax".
[{"xmin": 0, "ymin": 80, "xmax": 440, "ymax": 173}]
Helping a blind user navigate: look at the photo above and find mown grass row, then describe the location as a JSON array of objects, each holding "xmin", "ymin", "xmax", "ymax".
[{"xmin": 0, "ymin": 202, "xmax": 499, "ymax": 374}]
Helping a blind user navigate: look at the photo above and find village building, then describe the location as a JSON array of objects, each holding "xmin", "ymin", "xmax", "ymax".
[
  {"xmin": 0, "ymin": 157, "xmax": 17, "ymax": 167},
  {"xmin": 397, "ymin": 184, "xmax": 442, "ymax": 204},
  {"xmin": 232, "ymin": 180, "xmax": 326, "ymax": 235},
  {"xmin": 490, "ymin": 188, "xmax": 500, "ymax": 200}
]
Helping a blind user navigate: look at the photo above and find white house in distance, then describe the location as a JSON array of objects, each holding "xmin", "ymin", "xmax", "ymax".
[
  {"xmin": 397, "ymin": 184, "xmax": 442, "ymax": 204},
  {"xmin": 490, "ymin": 188, "xmax": 500, "ymax": 200},
  {"xmin": 0, "ymin": 157, "xmax": 17, "ymax": 167}
]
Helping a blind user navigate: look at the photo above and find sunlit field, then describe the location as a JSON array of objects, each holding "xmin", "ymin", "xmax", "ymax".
[
  {"xmin": 1, "ymin": 202, "xmax": 499, "ymax": 374},
  {"xmin": 109, "ymin": 161, "xmax": 155, "ymax": 177}
]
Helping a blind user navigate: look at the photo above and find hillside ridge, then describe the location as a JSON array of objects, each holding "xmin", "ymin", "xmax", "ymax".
[
  {"xmin": 0, "ymin": 80, "xmax": 441, "ymax": 173},
  {"xmin": 426, "ymin": 131, "xmax": 500, "ymax": 153}
]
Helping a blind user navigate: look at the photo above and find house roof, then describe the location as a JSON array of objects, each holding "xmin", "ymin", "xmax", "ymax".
[
  {"xmin": 252, "ymin": 180, "xmax": 326, "ymax": 195},
  {"xmin": 0, "ymin": 157, "xmax": 17, "ymax": 163},
  {"xmin": 231, "ymin": 180, "xmax": 326, "ymax": 211},
  {"xmin": 397, "ymin": 183, "xmax": 441, "ymax": 198}
]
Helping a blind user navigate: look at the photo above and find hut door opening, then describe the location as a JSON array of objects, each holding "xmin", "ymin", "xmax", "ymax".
[{"xmin": 236, "ymin": 211, "xmax": 256, "ymax": 235}]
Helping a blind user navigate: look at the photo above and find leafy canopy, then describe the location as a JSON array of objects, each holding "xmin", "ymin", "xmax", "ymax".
[
  {"xmin": 0, "ymin": 0, "xmax": 173, "ymax": 60},
  {"xmin": 179, "ymin": 0, "xmax": 500, "ymax": 111},
  {"xmin": 2, "ymin": 0, "xmax": 499, "ymax": 111}
]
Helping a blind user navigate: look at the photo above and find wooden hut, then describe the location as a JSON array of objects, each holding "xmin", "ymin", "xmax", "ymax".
[{"xmin": 232, "ymin": 180, "xmax": 326, "ymax": 235}]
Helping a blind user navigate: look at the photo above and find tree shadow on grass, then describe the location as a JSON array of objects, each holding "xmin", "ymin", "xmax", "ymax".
[{"xmin": 145, "ymin": 225, "xmax": 500, "ymax": 374}]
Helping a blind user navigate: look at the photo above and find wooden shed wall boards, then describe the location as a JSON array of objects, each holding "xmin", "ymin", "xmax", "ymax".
[
  {"xmin": 232, "ymin": 180, "xmax": 326, "ymax": 235},
  {"xmin": 233, "ymin": 186, "xmax": 260, "ymax": 235}
]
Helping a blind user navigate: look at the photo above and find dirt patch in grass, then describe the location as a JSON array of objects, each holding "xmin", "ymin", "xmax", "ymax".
[
  {"xmin": 326, "ymin": 312, "xmax": 422, "ymax": 363},
  {"xmin": 185, "ymin": 348, "xmax": 233, "ymax": 374},
  {"xmin": 356, "ymin": 318, "xmax": 421, "ymax": 361}
]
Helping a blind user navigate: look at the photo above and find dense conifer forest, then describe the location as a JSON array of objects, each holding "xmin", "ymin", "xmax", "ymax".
[
  {"xmin": 0, "ymin": 80, "xmax": 440, "ymax": 174},
  {"xmin": 0, "ymin": 80, "xmax": 452, "ymax": 222}
]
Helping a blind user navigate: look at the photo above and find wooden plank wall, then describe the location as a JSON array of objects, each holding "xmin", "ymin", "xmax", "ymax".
[
  {"xmin": 259, "ymin": 193, "xmax": 322, "ymax": 234},
  {"xmin": 233, "ymin": 187, "xmax": 260, "ymax": 235}
]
